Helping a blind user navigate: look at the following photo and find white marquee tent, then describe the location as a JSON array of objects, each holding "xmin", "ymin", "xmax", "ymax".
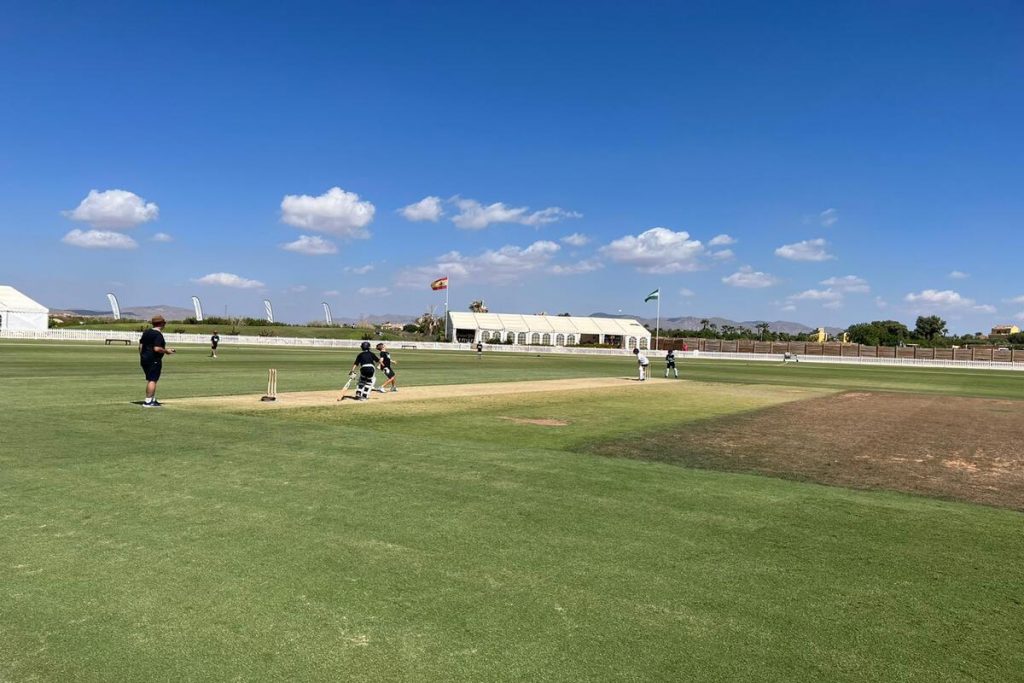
[
  {"xmin": 0, "ymin": 286, "xmax": 49, "ymax": 332},
  {"xmin": 447, "ymin": 311, "xmax": 651, "ymax": 350}
]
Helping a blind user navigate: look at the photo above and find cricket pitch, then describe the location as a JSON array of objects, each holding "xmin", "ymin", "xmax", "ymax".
[{"xmin": 174, "ymin": 376, "xmax": 657, "ymax": 410}]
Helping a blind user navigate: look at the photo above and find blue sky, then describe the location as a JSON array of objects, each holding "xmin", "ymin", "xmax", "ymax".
[{"xmin": 2, "ymin": 1, "xmax": 1022, "ymax": 331}]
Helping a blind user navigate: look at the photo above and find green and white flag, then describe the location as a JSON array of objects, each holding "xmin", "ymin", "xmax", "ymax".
[{"xmin": 644, "ymin": 288, "xmax": 660, "ymax": 302}]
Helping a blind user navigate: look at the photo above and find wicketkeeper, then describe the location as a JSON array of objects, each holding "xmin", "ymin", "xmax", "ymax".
[{"xmin": 665, "ymin": 349, "xmax": 679, "ymax": 378}]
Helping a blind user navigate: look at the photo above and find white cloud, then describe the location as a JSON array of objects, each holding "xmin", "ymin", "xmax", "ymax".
[
  {"xmin": 790, "ymin": 288, "xmax": 842, "ymax": 302},
  {"xmin": 280, "ymin": 186, "xmax": 375, "ymax": 237},
  {"xmin": 400, "ymin": 196, "xmax": 444, "ymax": 222},
  {"xmin": 450, "ymin": 197, "xmax": 581, "ymax": 230},
  {"xmin": 600, "ymin": 227, "xmax": 705, "ymax": 274},
  {"xmin": 710, "ymin": 249, "xmax": 734, "ymax": 261},
  {"xmin": 1006, "ymin": 295, "xmax": 1024, "ymax": 304},
  {"xmin": 550, "ymin": 259, "xmax": 603, "ymax": 275},
  {"xmin": 193, "ymin": 272, "xmax": 264, "ymax": 289},
  {"xmin": 904, "ymin": 289, "xmax": 995, "ymax": 313},
  {"xmin": 949, "ymin": 270, "xmax": 969, "ymax": 279},
  {"xmin": 399, "ymin": 240, "xmax": 561, "ymax": 286},
  {"xmin": 775, "ymin": 238, "xmax": 834, "ymax": 262},
  {"xmin": 64, "ymin": 189, "xmax": 159, "ymax": 229},
  {"xmin": 286, "ymin": 285, "xmax": 308, "ymax": 293},
  {"xmin": 875, "ymin": 297, "xmax": 888, "ymax": 309},
  {"xmin": 722, "ymin": 266, "xmax": 779, "ymax": 288},
  {"xmin": 561, "ymin": 232, "xmax": 590, "ymax": 247},
  {"xmin": 708, "ymin": 234, "xmax": 736, "ymax": 246},
  {"xmin": 151, "ymin": 232, "xmax": 173, "ymax": 243},
  {"xmin": 820, "ymin": 275, "xmax": 869, "ymax": 293},
  {"xmin": 344, "ymin": 264, "xmax": 374, "ymax": 274},
  {"xmin": 780, "ymin": 304, "xmax": 797, "ymax": 312},
  {"xmin": 62, "ymin": 229, "xmax": 138, "ymax": 249},
  {"xmin": 1016, "ymin": 311, "xmax": 1024, "ymax": 321},
  {"xmin": 679, "ymin": 288, "xmax": 695, "ymax": 297},
  {"xmin": 819, "ymin": 208, "xmax": 838, "ymax": 227},
  {"xmin": 788, "ymin": 287, "xmax": 845, "ymax": 310},
  {"xmin": 281, "ymin": 235, "xmax": 338, "ymax": 255},
  {"xmin": 357, "ymin": 287, "xmax": 391, "ymax": 296},
  {"xmin": 323, "ymin": 290, "xmax": 340, "ymax": 297}
]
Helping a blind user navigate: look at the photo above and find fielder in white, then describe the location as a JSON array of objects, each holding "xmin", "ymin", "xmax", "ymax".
[{"xmin": 633, "ymin": 347, "xmax": 649, "ymax": 381}]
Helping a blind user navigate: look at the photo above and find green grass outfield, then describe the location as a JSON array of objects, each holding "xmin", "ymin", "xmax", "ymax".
[{"xmin": 1, "ymin": 341, "xmax": 1022, "ymax": 681}]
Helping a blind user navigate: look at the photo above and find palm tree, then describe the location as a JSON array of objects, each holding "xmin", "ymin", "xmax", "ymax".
[
  {"xmin": 468, "ymin": 300, "xmax": 488, "ymax": 313},
  {"xmin": 755, "ymin": 322, "xmax": 771, "ymax": 340},
  {"xmin": 700, "ymin": 318, "xmax": 710, "ymax": 331}
]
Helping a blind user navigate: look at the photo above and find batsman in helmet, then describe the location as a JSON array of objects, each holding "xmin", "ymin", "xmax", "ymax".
[{"xmin": 347, "ymin": 341, "xmax": 380, "ymax": 401}]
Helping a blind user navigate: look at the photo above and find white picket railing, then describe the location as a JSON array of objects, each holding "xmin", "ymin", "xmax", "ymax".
[{"xmin": 3, "ymin": 328, "xmax": 1023, "ymax": 371}]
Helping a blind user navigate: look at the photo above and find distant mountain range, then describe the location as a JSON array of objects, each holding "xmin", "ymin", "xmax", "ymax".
[
  {"xmin": 51, "ymin": 305, "xmax": 416, "ymax": 325},
  {"xmin": 52, "ymin": 305, "xmax": 196, "ymax": 320},
  {"xmin": 590, "ymin": 313, "xmax": 844, "ymax": 336}
]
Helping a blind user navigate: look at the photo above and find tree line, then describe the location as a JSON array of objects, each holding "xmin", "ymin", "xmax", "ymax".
[{"xmin": 656, "ymin": 315, "xmax": 1023, "ymax": 348}]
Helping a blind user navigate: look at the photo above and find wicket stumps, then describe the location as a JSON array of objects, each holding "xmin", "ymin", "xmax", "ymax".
[{"xmin": 261, "ymin": 368, "xmax": 278, "ymax": 402}]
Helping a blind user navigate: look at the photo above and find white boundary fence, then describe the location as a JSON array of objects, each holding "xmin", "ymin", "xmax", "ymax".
[
  {"xmin": 0, "ymin": 328, "xmax": 630, "ymax": 357},
  {"xmin": 3, "ymin": 328, "xmax": 1023, "ymax": 371}
]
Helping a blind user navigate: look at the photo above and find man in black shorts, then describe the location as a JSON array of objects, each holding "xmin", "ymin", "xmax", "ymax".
[
  {"xmin": 476, "ymin": 340, "xmax": 483, "ymax": 359},
  {"xmin": 209, "ymin": 330, "xmax": 219, "ymax": 358},
  {"xmin": 139, "ymin": 315, "xmax": 175, "ymax": 407},
  {"xmin": 350, "ymin": 341, "xmax": 379, "ymax": 401},
  {"xmin": 376, "ymin": 342, "xmax": 397, "ymax": 392}
]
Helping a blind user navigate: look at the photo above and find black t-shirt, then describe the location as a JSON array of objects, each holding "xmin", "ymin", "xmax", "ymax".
[
  {"xmin": 476, "ymin": 342, "xmax": 483, "ymax": 351},
  {"xmin": 355, "ymin": 350, "xmax": 378, "ymax": 366},
  {"xmin": 379, "ymin": 351, "xmax": 392, "ymax": 368},
  {"xmin": 211, "ymin": 334, "xmax": 219, "ymax": 346},
  {"xmin": 140, "ymin": 328, "xmax": 165, "ymax": 364},
  {"xmin": 666, "ymin": 351, "xmax": 675, "ymax": 362}
]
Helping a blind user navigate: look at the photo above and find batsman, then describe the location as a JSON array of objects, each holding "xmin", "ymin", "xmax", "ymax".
[{"xmin": 347, "ymin": 341, "xmax": 379, "ymax": 401}]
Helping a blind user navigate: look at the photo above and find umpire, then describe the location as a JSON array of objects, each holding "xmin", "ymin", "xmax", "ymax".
[{"xmin": 139, "ymin": 315, "xmax": 175, "ymax": 407}]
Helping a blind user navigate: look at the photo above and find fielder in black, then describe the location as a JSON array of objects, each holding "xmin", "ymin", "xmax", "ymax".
[
  {"xmin": 376, "ymin": 342, "xmax": 397, "ymax": 392},
  {"xmin": 139, "ymin": 315, "xmax": 175, "ymax": 407},
  {"xmin": 665, "ymin": 349, "xmax": 679, "ymax": 378},
  {"xmin": 350, "ymin": 341, "xmax": 379, "ymax": 401},
  {"xmin": 209, "ymin": 330, "xmax": 220, "ymax": 358}
]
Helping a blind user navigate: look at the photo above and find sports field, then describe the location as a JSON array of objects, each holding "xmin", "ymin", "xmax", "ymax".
[{"xmin": 2, "ymin": 341, "xmax": 1023, "ymax": 681}]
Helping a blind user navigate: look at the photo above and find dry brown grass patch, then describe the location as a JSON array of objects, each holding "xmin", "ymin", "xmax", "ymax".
[{"xmin": 590, "ymin": 391, "xmax": 1024, "ymax": 510}]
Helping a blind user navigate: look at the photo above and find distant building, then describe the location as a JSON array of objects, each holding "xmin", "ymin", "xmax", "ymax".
[
  {"xmin": 446, "ymin": 311, "xmax": 650, "ymax": 350},
  {"xmin": 379, "ymin": 322, "xmax": 404, "ymax": 331},
  {"xmin": 991, "ymin": 324, "xmax": 1020, "ymax": 336},
  {"xmin": 0, "ymin": 286, "xmax": 49, "ymax": 332}
]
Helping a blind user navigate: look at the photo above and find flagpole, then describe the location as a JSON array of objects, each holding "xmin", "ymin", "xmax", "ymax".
[
  {"xmin": 655, "ymin": 287, "xmax": 661, "ymax": 351},
  {"xmin": 445, "ymin": 273, "xmax": 450, "ymax": 341}
]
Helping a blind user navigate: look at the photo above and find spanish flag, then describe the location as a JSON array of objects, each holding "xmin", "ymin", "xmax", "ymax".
[{"xmin": 430, "ymin": 276, "xmax": 449, "ymax": 291}]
